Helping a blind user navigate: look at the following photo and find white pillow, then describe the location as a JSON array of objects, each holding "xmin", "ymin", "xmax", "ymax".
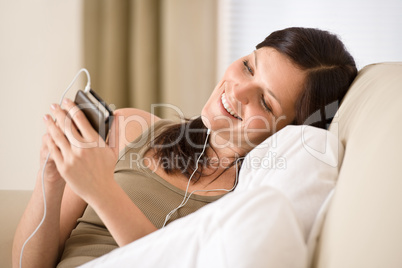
[
  {"xmin": 237, "ymin": 125, "xmax": 343, "ymax": 240},
  {"xmin": 80, "ymin": 125, "xmax": 343, "ymax": 268}
]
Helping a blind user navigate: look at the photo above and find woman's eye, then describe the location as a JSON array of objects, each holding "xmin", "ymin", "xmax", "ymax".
[
  {"xmin": 243, "ymin": 60, "xmax": 254, "ymax": 75},
  {"xmin": 261, "ymin": 96, "xmax": 273, "ymax": 113}
]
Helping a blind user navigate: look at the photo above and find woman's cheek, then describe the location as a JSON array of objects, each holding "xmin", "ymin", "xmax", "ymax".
[{"xmin": 241, "ymin": 114, "xmax": 273, "ymax": 144}]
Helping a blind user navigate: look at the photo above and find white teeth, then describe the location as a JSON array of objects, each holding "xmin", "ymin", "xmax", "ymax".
[{"xmin": 221, "ymin": 93, "xmax": 242, "ymax": 120}]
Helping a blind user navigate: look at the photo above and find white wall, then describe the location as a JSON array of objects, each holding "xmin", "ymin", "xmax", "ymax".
[
  {"xmin": 217, "ymin": 0, "xmax": 402, "ymax": 77},
  {"xmin": 0, "ymin": 0, "xmax": 83, "ymax": 190},
  {"xmin": 161, "ymin": 0, "xmax": 217, "ymax": 119}
]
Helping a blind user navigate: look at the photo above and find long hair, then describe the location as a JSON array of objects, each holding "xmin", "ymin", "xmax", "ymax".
[
  {"xmin": 152, "ymin": 117, "xmax": 212, "ymax": 181},
  {"xmin": 152, "ymin": 27, "xmax": 357, "ymax": 178}
]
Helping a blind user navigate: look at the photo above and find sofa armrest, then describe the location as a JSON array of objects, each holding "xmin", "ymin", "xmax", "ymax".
[{"xmin": 0, "ymin": 190, "xmax": 32, "ymax": 268}]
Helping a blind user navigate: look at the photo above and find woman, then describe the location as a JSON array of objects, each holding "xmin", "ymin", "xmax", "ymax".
[{"xmin": 13, "ymin": 27, "xmax": 357, "ymax": 268}]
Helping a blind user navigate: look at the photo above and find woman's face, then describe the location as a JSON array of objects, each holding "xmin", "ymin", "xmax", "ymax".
[{"xmin": 201, "ymin": 47, "xmax": 306, "ymax": 153}]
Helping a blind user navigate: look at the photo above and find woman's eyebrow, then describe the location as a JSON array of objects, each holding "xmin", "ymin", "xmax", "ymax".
[{"xmin": 253, "ymin": 50, "xmax": 282, "ymax": 106}]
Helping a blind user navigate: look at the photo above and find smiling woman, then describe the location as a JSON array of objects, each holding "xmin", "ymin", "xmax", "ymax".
[
  {"xmin": 152, "ymin": 28, "xmax": 356, "ymax": 185},
  {"xmin": 13, "ymin": 27, "xmax": 357, "ymax": 268}
]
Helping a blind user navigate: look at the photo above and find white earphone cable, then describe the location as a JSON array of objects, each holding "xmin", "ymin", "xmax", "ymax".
[
  {"xmin": 162, "ymin": 131, "xmax": 243, "ymax": 228},
  {"xmin": 19, "ymin": 68, "xmax": 91, "ymax": 268},
  {"xmin": 162, "ymin": 130, "xmax": 211, "ymax": 227}
]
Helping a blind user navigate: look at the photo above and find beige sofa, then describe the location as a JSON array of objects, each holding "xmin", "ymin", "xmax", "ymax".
[{"xmin": 1, "ymin": 62, "xmax": 401, "ymax": 268}]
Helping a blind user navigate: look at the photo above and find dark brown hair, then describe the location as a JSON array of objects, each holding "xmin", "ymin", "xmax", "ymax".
[
  {"xmin": 152, "ymin": 27, "xmax": 357, "ymax": 179},
  {"xmin": 152, "ymin": 117, "xmax": 212, "ymax": 180}
]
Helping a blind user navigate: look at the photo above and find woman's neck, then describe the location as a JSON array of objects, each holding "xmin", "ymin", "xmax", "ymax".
[{"xmin": 207, "ymin": 132, "xmax": 250, "ymax": 160}]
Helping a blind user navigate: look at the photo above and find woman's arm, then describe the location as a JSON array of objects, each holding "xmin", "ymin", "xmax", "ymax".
[
  {"xmin": 90, "ymin": 107, "xmax": 162, "ymax": 245},
  {"xmin": 12, "ymin": 135, "xmax": 87, "ymax": 268},
  {"xmin": 56, "ymin": 108, "xmax": 160, "ymax": 247},
  {"xmin": 43, "ymin": 100, "xmax": 160, "ymax": 246},
  {"xmin": 12, "ymin": 105, "xmax": 159, "ymax": 267},
  {"xmin": 12, "ymin": 174, "xmax": 65, "ymax": 268}
]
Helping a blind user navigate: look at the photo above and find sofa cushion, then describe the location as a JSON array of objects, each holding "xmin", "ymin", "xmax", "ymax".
[{"xmin": 315, "ymin": 63, "xmax": 402, "ymax": 267}]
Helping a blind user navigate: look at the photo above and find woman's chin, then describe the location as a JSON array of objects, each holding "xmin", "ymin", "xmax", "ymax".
[{"xmin": 200, "ymin": 112, "xmax": 212, "ymax": 130}]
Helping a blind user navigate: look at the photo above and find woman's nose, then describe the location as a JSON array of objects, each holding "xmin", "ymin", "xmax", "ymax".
[{"xmin": 233, "ymin": 82, "xmax": 255, "ymax": 105}]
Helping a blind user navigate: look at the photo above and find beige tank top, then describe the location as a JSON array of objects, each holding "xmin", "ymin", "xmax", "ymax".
[{"xmin": 57, "ymin": 120, "xmax": 224, "ymax": 268}]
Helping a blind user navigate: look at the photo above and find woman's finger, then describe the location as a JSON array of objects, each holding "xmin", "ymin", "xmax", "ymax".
[
  {"xmin": 40, "ymin": 134, "xmax": 50, "ymax": 158},
  {"xmin": 43, "ymin": 132, "xmax": 64, "ymax": 165},
  {"xmin": 50, "ymin": 103, "xmax": 83, "ymax": 145},
  {"xmin": 62, "ymin": 98, "xmax": 99, "ymax": 142},
  {"xmin": 43, "ymin": 114, "xmax": 72, "ymax": 155}
]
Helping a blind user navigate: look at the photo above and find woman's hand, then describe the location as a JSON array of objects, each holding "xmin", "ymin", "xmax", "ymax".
[
  {"xmin": 43, "ymin": 101, "xmax": 158, "ymax": 246},
  {"xmin": 43, "ymin": 98, "xmax": 117, "ymax": 203},
  {"xmin": 39, "ymin": 133, "xmax": 66, "ymax": 186}
]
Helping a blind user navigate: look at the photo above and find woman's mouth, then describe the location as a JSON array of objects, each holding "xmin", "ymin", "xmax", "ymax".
[{"xmin": 221, "ymin": 93, "xmax": 243, "ymax": 120}]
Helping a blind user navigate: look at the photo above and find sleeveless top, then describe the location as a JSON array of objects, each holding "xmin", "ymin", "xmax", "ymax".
[{"xmin": 57, "ymin": 120, "xmax": 224, "ymax": 268}]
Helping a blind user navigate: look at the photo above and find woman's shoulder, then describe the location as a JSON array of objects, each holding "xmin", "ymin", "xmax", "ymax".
[
  {"xmin": 114, "ymin": 108, "xmax": 160, "ymax": 123},
  {"xmin": 110, "ymin": 108, "xmax": 161, "ymax": 156},
  {"xmin": 114, "ymin": 108, "xmax": 176, "ymax": 134}
]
